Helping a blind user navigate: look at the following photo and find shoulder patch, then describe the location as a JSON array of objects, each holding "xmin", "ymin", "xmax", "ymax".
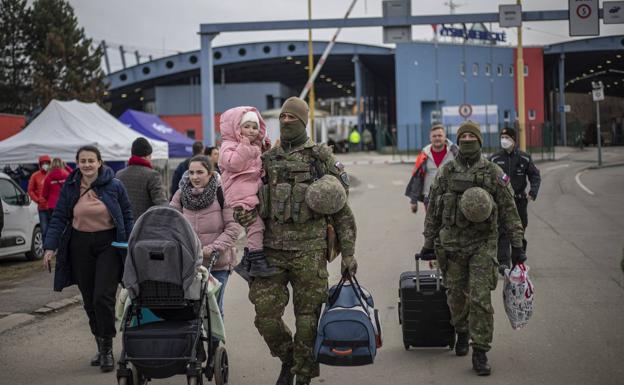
[
  {"xmin": 498, "ymin": 172, "xmax": 510, "ymax": 186},
  {"xmin": 334, "ymin": 161, "xmax": 345, "ymax": 172}
]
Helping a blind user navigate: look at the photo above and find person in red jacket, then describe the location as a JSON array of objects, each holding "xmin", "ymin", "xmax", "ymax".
[
  {"xmin": 42, "ymin": 158, "xmax": 70, "ymax": 215},
  {"xmin": 28, "ymin": 155, "xmax": 51, "ymax": 236}
]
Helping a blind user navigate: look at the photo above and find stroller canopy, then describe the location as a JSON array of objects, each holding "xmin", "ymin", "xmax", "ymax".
[{"xmin": 123, "ymin": 206, "xmax": 202, "ymax": 300}]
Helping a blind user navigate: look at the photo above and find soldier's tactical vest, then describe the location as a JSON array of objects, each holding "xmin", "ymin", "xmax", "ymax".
[
  {"xmin": 260, "ymin": 144, "xmax": 331, "ymax": 251},
  {"xmin": 436, "ymin": 159, "xmax": 499, "ymax": 249}
]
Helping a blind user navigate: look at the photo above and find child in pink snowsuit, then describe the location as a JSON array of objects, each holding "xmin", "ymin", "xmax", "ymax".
[{"xmin": 218, "ymin": 106, "xmax": 276, "ymax": 281}]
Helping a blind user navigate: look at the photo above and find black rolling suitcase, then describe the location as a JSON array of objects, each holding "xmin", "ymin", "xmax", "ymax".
[{"xmin": 398, "ymin": 253, "xmax": 455, "ymax": 350}]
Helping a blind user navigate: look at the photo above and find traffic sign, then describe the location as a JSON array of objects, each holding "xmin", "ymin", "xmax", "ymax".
[
  {"xmin": 604, "ymin": 1, "xmax": 624, "ymax": 24},
  {"xmin": 569, "ymin": 0, "xmax": 599, "ymax": 36},
  {"xmin": 592, "ymin": 88, "xmax": 605, "ymax": 101},
  {"xmin": 499, "ymin": 4, "xmax": 522, "ymax": 28},
  {"xmin": 459, "ymin": 104, "xmax": 473, "ymax": 118}
]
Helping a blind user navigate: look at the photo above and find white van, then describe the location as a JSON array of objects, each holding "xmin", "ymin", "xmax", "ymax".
[{"xmin": 0, "ymin": 172, "xmax": 43, "ymax": 260}]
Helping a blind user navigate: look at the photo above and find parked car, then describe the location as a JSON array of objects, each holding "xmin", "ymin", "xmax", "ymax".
[{"xmin": 0, "ymin": 172, "xmax": 43, "ymax": 260}]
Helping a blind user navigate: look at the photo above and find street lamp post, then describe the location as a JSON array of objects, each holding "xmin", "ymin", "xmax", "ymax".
[{"xmin": 591, "ymin": 81, "xmax": 604, "ymax": 167}]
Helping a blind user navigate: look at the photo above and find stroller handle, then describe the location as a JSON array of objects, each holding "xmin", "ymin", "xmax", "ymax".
[
  {"xmin": 206, "ymin": 251, "xmax": 219, "ymax": 274},
  {"xmin": 112, "ymin": 242, "xmax": 129, "ymax": 249}
]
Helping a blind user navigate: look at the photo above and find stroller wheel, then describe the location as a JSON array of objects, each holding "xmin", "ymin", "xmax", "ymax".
[
  {"xmin": 213, "ymin": 345, "xmax": 229, "ymax": 385},
  {"xmin": 131, "ymin": 363, "xmax": 146, "ymax": 385}
]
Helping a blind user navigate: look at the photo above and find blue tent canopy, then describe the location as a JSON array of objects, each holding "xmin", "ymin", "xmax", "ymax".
[{"xmin": 119, "ymin": 109, "xmax": 193, "ymax": 158}]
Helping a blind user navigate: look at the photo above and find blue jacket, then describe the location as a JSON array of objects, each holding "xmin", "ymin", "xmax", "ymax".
[{"xmin": 44, "ymin": 166, "xmax": 134, "ymax": 292}]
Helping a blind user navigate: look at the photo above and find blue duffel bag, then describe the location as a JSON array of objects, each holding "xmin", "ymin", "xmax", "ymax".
[{"xmin": 314, "ymin": 273, "xmax": 382, "ymax": 366}]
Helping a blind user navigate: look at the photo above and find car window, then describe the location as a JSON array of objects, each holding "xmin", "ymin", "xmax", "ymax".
[{"xmin": 0, "ymin": 179, "xmax": 21, "ymax": 205}]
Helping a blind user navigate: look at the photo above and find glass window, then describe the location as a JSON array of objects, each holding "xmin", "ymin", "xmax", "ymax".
[
  {"xmin": 497, "ymin": 64, "xmax": 503, "ymax": 76},
  {"xmin": 485, "ymin": 63, "xmax": 491, "ymax": 77},
  {"xmin": 503, "ymin": 110, "xmax": 511, "ymax": 122},
  {"xmin": 528, "ymin": 109, "xmax": 536, "ymax": 120},
  {"xmin": 0, "ymin": 179, "xmax": 21, "ymax": 205},
  {"xmin": 509, "ymin": 65, "xmax": 514, "ymax": 76},
  {"xmin": 524, "ymin": 65, "xmax": 529, "ymax": 77},
  {"xmin": 472, "ymin": 63, "xmax": 479, "ymax": 76},
  {"xmin": 460, "ymin": 62, "xmax": 465, "ymax": 76}
]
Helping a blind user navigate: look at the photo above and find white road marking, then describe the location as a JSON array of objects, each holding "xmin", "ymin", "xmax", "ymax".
[
  {"xmin": 367, "ymin": 184, "xmax": 377, "ymax": 189},
  {"xmin": 575, "ymin": 171, "xmax": 595, "ymax": 196},
  {"xmin": 392, "ymin": 180, "xmax": 405, "ymax": 186},
  {"xmin": 545, "ymin": 164, "xmax": 569, "ymax": 171}
]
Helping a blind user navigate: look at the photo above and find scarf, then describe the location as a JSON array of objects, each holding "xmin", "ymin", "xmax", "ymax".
[
  {"xmin": 128, "ymin": 155, "xmax": 152, "ymax": 169},
  {"xmin": 280, "ymin": 120, "xmax": 308, "ymax": 151},
  {"xmin": 180, "ymin": 173, "xmax": 218, "ymax": 211}
]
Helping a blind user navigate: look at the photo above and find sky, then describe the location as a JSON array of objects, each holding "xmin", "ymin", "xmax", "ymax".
[{"xmin": 66, "ymin": 0, "xmax": 624, "ymax": 72}]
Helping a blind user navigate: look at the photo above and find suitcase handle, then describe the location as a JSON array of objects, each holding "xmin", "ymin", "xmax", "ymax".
[{"xmin": 414, "ymin": 253, "xmax": 441, "ymax": 292}]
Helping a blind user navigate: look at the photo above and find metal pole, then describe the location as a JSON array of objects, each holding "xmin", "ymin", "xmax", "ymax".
[
  {"xmin": 299, "ymin": 0, "xmax": 358, "ymax": 100},
  {"xmin": 516, "ymin": 0, "xmax": 526, "ymax": 151},
  {"xmin": 558, "ymin": 51, "xmax": 566, "ymax": 146},
  {"xmin": 353, "ymin": 54, "xmax": 363, "ymax": 148},
  {"xmin": 101, "ymin": 41, "xmax": 111, "ymax": 74},
  {"xmin": 307, "ymin": 0, "xmax": 315, "ymax": 140},
  {"xmin": 119, "ymin": 45, "xmax": 127, "ymax": 69},
  {"xmin": 200, "ymin": 33, "xmax": 218, "ymax": 146},
  {"xmin": 596, "ymin": 100, "xmax": 602, "ymax": 166},
  {"xmin": 135, "ymin": 50, "xmax": 140, "ymax": 65}
]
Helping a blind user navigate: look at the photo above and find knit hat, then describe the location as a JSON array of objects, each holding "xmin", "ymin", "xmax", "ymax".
[
  {"xmin": 500, "ymin": 127, "xmax": 517, "ymax": 142},
  {"xmin": 131, "ymin": 137, "xmax": 153, "ymax": 157},
  {"xmin": 456, "ymin": 121, "xmax": 483, "ymax": 145},
  {"xmin": 280, "ymin": 97, "xmax": 309, "ymax": 126},
  {"xmin": 240, "ymin": 110, "xmax": 260, "ymax": 127}
]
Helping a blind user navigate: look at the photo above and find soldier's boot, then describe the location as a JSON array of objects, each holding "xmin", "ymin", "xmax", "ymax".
[
  {"xmin": 455, "ymin": 332, "xmax": 470, "ymax": 356},
  {"xmin": 233, "ymin": 248, "xmax": 252, "ymax": 282},
  {"xmin": 295, "ymin": 376, "xmax": 310, "ymax": 385},
  {"xmin": 276, "ymin": 351, "xmax": 294, "ymax": 385},
  {"xmin": 248, "ymin": 250, "xmax": 280, "ymax": 278},
  {"xmin": 99, "ymin": 337, "xmax": 114, "ymax": 373},
  {"xmin": 472, "ymin": 348, "xmax": 491, "ymax": 376},
  {"xmin": 90, "ymin": 337, "xmax": 102, "ymax": 366}
]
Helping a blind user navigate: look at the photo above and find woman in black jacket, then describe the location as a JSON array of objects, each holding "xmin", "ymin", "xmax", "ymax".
[{"xmin": 43, "ymin": 145, "xmax": 133, "ymax": 372}]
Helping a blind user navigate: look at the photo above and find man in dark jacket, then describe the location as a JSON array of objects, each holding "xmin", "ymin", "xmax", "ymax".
[
  {"xmin": 489, "ymin": 127, "xmax": 541, "ymax": 270},
  {"xmin": 170, "ymin": 141, "xmax": 204, "ymax": 197},
  {"xmin": 116, "ymin": 138, "xmax": 168, "ymax": 220}
]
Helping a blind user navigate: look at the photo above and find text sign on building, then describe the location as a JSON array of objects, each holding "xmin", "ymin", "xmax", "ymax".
[
  {"xmin": 382, "ymin": 0, "xmax": 412, "ymax": 43},
  {"xmin": 569, "ymin": 0, "xmax": 599, "ymax": 36},
  {"xmin": 499, "ymin": 4, "xmax": 522, "ymax": 28},
  {"xmin": 604, "ymin": 1, "xmax": 624, "ymax": 24}
]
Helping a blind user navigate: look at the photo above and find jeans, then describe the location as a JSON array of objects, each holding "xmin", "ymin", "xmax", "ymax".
[
  {"xmin": 38, "ymin": 210, "xmax": 52, "ymax": 237},
  {"xmin": 210, "ymin": 269, "xmax": 230, "ymax": 317}
]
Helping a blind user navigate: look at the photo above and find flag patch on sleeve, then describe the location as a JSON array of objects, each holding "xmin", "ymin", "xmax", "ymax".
[{"xmin": 498, "ymin": 173, "xmax": 510, "ymax": 186}]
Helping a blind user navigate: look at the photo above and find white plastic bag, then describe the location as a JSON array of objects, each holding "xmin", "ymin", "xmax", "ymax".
[{"xmin": 503, "ymin": 263, "xmax": 535, "ymax": 329}]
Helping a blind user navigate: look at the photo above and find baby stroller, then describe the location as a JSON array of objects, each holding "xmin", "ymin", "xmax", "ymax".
[{"xmin": 116, "ymin": 206, "xmax": 228, "ymax": 385}]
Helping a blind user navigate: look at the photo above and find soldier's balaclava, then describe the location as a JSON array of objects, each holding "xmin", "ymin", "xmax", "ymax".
[
  {"xmin": 456, "ymin": 121, "xmax": 482, "ymax": 163},
  {"xmin": 279, "ymin": 97, "xmax": 309, "ymax": 149}
]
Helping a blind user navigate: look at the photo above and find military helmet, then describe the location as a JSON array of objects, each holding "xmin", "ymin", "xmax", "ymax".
[
  {"xmin": 305, "ymin": 175, "xmax": 347, "ymax": 215},
  {"xmin": 459, "ymin": 187, "xmax": 493, "ymax": 223}
]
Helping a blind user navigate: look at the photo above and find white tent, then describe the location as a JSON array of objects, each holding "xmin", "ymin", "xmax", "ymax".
[{"xmin": 0, "ymin": 100, "xmax": 168, "ymax": 164}]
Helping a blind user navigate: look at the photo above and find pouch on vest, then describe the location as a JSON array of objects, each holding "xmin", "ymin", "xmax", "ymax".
[
  {"xmin": 291, "ymin": 183, "xmax": 313, "ymax": 224},
  {"xmin": 449, "ymin": 173, "xmax": 475, "ymax": 193},
  {"xmin": 258, "ymin": 184, "xmax": 269, "ymax": 219},
  {"xmin": 271, "ymin": 183, "xmax": 291, "ymax": 223},
  {"xmin": 441, "ymin": 193, "xmax": 456, "ymax": 226}
]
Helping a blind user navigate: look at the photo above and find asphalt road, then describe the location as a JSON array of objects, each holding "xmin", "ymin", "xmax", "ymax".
[{"xmin": 1, "ymin": 147, "xmax": 623, "ymax": 385}]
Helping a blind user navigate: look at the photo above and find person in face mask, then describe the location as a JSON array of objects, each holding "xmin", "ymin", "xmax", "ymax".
[
  {"xmin": 27, "ymin": 154, "xmax": 52, "ymax": 236},
  {"xmin": 489, "ymin": 127, "xmax": 541, "ymax": 269},
  {"xmin": 421, "ymin": 121, "xmax": 525, "ymax": 376},
  {"xmin": 239, "ymin": 96, "xmax": 357, "ymax": 385}
]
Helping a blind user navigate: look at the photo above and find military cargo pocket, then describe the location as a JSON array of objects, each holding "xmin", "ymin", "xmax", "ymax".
[
  {"xmin": 291, "ymin": 183, "xmax": 312, "ymax": 224},
  {"xmin": 271, "ymin": 183, "xmax": 291, "ymax": 223},
  {"xmin": 258, "ymin": 184, "xmax": 269, "ymax": 219},
  {"xmin": 489, "ymin": 257, "xmax": 499, "ymax": 290}
]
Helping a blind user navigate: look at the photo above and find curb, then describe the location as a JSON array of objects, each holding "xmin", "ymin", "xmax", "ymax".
[
  {"xmin": 587, "ymin": 162, "xmax": 624, "ymax": 170},
  {"xmin": 0, "ymin": 294, "xmax": 82, "ymax": 335}
]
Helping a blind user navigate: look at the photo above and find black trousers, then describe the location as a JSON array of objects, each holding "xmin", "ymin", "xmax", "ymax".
[
  {"xmin": 497, "ymin": 197, "xmax": 528, "ymax": 266},
  {"xmin": 70, "ymin": 228, "xmax": 121, "ymax": 338}
]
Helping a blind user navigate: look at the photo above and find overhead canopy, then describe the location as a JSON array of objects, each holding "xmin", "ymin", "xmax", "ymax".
[
  {"xmin": 119, "ymin": 109, "xmax": 193, "ymax": 158},
  {"xmin": 0, "ymin": 100, "xmax": 168, "ymax": 164}
]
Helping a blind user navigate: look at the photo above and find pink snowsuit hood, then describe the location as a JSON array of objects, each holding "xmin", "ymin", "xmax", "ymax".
[{"xmin": 218, "ymin": 106, "xmax": 267, "ymax": 211}]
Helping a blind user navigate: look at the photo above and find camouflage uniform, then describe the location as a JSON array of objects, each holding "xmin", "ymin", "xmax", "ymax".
[
  {"xmin": 250, "ymin": 138, "xmax": 356, "ymax": 380},
  {"xmin": 423, "ymin": 156, "xmax": 524, "ymax": 351}
]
